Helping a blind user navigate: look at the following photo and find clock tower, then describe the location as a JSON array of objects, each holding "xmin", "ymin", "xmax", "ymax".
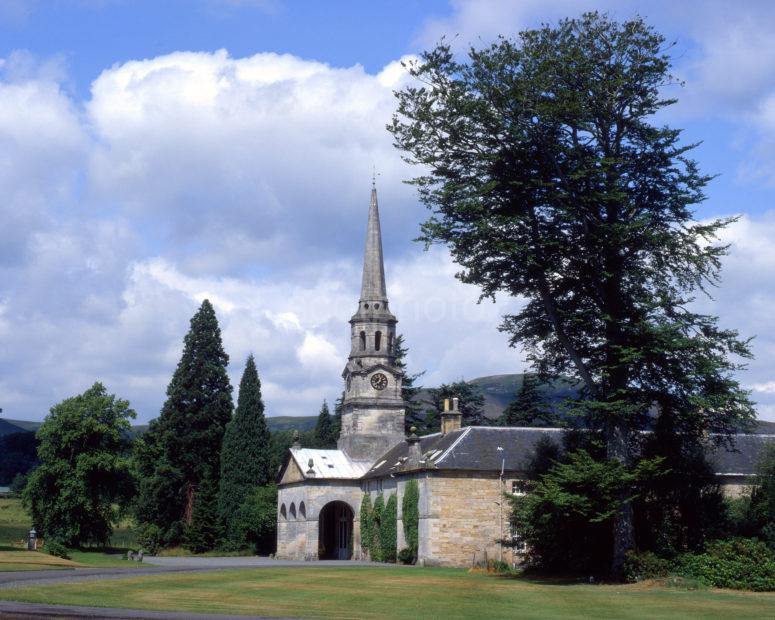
[{"xmin": 338, "ymin": 184, "xmax": 405, "ymax": 461}]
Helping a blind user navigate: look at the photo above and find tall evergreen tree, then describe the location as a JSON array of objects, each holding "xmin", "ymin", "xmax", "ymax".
[
  {"xmin": 389, "ymin": 13, "xmax": 754, "ymax": 575},
  {"xmin": 498, "ymin": 374, "xmax": 556, "ymax": 427},
  {"xmin": 332, "ymin": 391, "xmax": 344, "ymax": 441},
  {"xmin": 313, "ymin": 400, "xmax": 336, "ymax": 448},
  {"xmin": 393, "ymin": 334, "xmax": 426, "ymax": 432},
  {"xmin": 427, "ymin": 380, "xmax": 486, "ymax": 429},
  {"xmin": 138, "ymin": 300, "xmax": 233, "ymax": 543},
  {"xmin": 183, "ymin": 467, "xmax": 221, "ymax": 553},
  {"xmin": 219, "ymin": 355, "xmax": 271, "ymax": 545}
]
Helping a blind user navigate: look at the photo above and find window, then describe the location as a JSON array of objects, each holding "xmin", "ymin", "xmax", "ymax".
[
  {"xmin": 375, "ymin": 331, "xmax": 382, "ymax": 351},
  {"xmin": 511, "ymin": 480, "xmax": 529, "ymax": 496},
  {"xmin": 289, "ymin": 502, "xmax": 297, "ymax": 519},
  {"xmin": 359, "ymin": 331, "xmax": 366, "ymax": 351},
  {"xmin": 280, "ymin": 504, "xmax": 287, "ymax": 520},
  {"xmin": 510, "ymin": 519, "xmax": 526, "ymax": 552},
  {"xmin": 299, "ymin": 501, "xmax": 306, "ymax": 519}
]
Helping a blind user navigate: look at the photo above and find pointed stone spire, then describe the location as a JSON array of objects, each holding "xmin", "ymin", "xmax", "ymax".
[{"xmin": 359, "ymin": 184, "xmax": 388, "ymax": 303}]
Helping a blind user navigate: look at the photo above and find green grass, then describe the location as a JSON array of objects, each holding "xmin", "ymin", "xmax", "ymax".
[{"xmin": 0, "ymin": 567, "xmax": 772, "ymax": 619}]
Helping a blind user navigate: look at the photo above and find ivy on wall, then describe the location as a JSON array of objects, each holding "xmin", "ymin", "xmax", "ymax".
[{"xmin": 402, "ymin": 479, "xmax": 419, "ymax": 562}]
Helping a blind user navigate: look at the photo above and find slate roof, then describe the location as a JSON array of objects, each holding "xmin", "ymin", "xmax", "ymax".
[
  {"xmin": 289, "ymin": 448, "xmax": 371, "ymax": 480},
  {"xmin": 363, "ymin": 427, "xmax": 775, "ymax": 479},
  {"xmin": 364, "ymin": 427, "xmax": 565, "ymax": 478}
]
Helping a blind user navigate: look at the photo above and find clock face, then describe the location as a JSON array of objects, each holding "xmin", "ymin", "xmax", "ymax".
[{"xmin": 370, "ymin": 372, "xmax": 388, "ymax": 391}]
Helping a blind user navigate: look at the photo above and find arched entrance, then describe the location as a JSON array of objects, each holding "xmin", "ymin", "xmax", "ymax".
[{"xmin": 318, "ymin": 501, "xmax": 354, "ymax": 560}]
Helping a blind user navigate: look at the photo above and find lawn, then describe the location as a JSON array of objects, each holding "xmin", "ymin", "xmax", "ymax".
[
  {"xmin": 0, "ymin": 497, "xmax": 146, "ymax": 570},
  {"xmin": 0, "ymin": 566, "xmax": 773, "ymax": 619}
]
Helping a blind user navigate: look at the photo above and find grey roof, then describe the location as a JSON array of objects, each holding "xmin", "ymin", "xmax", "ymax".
[
  {"xmin": 706, "ymin": 434, "xmax": 775, "ymax": 475},
  {"xmin": 364, "ymin": 427, "xmax": 565, "ymax": 478},
  {"xmin": 363, "ymin": 426, "xmax": 775, "ymax": 479},
  {"xmin": 359, "ymin": 186, "xmax": 387, "ymax": 303}
]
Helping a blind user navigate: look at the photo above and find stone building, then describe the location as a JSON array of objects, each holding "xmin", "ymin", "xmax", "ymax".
[{"xmin": 276, "ymin": 185, "xmax": 775, "ymax": 567}]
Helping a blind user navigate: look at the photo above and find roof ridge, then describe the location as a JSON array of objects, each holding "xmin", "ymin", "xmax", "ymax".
[{"xmin": 435, "ymin": 426, "xmax": 472, "ymax": 465}]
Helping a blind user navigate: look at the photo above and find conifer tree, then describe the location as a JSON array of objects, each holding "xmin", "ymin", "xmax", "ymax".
[
  {"xmin": 332, "ymin": 392, "xmax": 344, "ymax": 442},
  {"xmin": 219, "ymin": 355, "xmax": 271, "ymax": 544},
  {"xmin": 393, "ymin": 334, "xmax": 426, "ymax": 432},
  {"xmin": 138, "ymin": 300, "xmax": 233, "ymax": 543},
  {"xmin": 498, "ymin": 374, "xmax": 555, "ymax": 427},
  {"xmin": 183, "ymin": 468, "xmax": 221, "ymax": 553},
  {"xmin": 313, "ymin": 400, "xmax": 336, "ymax": 448}
]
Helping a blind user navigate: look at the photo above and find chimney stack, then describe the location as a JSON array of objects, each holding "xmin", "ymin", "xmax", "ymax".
[
  {"xmin": 441, "ymin": 397, "xmax": 462, "ymax": 435},
  {"xmin": 405, "ymin": 426, "xmax": 422, "ymax": 468}
]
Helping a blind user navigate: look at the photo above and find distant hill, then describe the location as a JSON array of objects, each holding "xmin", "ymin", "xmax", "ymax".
[{"xmin": 414, "ymin": 373, "xmax": 580, "ymax": 420}]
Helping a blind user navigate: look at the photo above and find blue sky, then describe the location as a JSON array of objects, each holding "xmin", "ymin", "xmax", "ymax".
[{"xmin": 1, "ymin": 0, "xmax": 775, "ymax": 423}]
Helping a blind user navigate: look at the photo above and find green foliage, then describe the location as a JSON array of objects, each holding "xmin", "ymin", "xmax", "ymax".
[
  {"xmin": 511, "ymin": 450, "xmax": 662, "ymax": 575},
  {"xmin": 45, "ymin": 540, "xmax": 71, "ymax": 560},
  {"xmin": 498, "ymin": 374, "xmax": 556, "ymax": 427},
  {"xmin": 393, "ymin": 334, "xmax": 426, "ymax": 432},
  {"xmin": 747, "ymin": 444, "xmax": 775, "ymax": 549},
  {"xmin": 370, "ymin": 494, "xmax": 384, "ymax": 562},
  {"xmin": 232, "ymin": 484, "xmax": 277, "ymax": 555},
  {"xmin": 624, "ymin": 551, "xmax": 672, "ymax": 583},
  {"xmin": 401, "ymin": 479, "xmax": 419, "ymax": 562},
  {"xmin": 10, "ymin": 472, "xmax": 28, "ymax": 496},
  {"xmin": 390, "ymin": 11, "xmax": 755, "ymax": 573},
  {"xmin": 359, "ymin": 494, "xmax": 372, "ymax": 557},
  {"xmin": 219, "ymin": 355, "xmax": 271, "ymax": 547},
  {"xmin": 137, "ymin": 523, "xmax": 163, "ymax": 556},
  {"xmin": 678, "ymin": 539, "xmax": 775, "ymax": 591},
  {"xmin": 137, "ymin": 300, "xmax": 233, "ymax": 546},
  {"xmin": 183, "ymin": 469, "xmax": 221, "ymax": 553},
  {"xmin": 634, "ymin": 427, "xmax": 729, "ymax": 556},
  {"xmin": 0, "ymin": 431, "xmax": 37, "ymax": 486},
  {"xmin": 380, "ymin": 494, "xmax": 397, "ymax": 563},
  {"xmin": 397, "ymin": 547, "xmax": 414, "ymax": 564},
  {"xmin": 23, "ymin": 382, "xmax": 135, "ymax": 547},
  {"xmin": 427, "ymin": 381, "xmax": 486, "ymax": 429},
  {"xmin": 312, "ymin": 400, "xmax": 337, "ymax": 449}
]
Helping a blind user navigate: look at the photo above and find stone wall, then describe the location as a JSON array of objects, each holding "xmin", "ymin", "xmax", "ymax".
[{"xmin": 276, "ymin": 480, "xmax": 363, "ymax": 560}]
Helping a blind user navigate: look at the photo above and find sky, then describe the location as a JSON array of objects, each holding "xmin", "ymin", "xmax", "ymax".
[{"xmin": 1, "ymin": 0, "xmax": 775, "ymax": 423}]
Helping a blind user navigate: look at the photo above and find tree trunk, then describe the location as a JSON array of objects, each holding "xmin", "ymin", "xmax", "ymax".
[{"xmin": 607, "ymin": 420, "xmax": 634, "ymax": 578}]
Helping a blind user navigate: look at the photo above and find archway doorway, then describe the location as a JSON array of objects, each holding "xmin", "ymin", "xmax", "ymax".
[{"xmin": 318, "ymin": 501, "xmax": 354, "ymax": 560}]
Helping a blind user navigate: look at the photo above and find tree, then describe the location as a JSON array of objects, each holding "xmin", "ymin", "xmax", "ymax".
[
  {"xmin": 313, "ymin": 400, "xmax": 336, "ymax": 449},
  {"xmin": 360, "ymin": 493, "xmax": 373, "ymax": 557},
  {"xmin": 381, "ymin": 494, "xmax": 398, "ymax": 563},
  {"xmin": 510, "ymin": 450, "xmax": 661, "ymax": 575},
  {"xmin": 498, "ymin": 374, "xmax": 556, "ymax": 427},
  {"xmin": 747, "ymin": 444, "xmax": 775, "ymax": 549},
  {"xmin": 183, "ymin": 468, "xmax": 221, "ymax": 553},
  {"xmin": 427, "ymin": 380, "xmax": 486, "ymax": 429},
  {"xmin": 332, "ymin": 392, "xmax": 344, "ymax": 441},
  {"xmin": 138, "ymin": 300, "xmax": 233, "ymax": 544},
  {"xmin": 370, "ymin": 494, "xmax": 385, "ymax": 561},
  {"xmin": 219, "ymin": 355, "xmax": 271, "ymax": 546},
  {"xmin": 233, "ymin": 484, "xmax": 278, "ymax": 555},
  {"xmin": 401, "ymin": 479, "xmax": 419, "ymax": 561},
  {"xmin": 23, "ymin": 383, "xmax": 135, "ymax": 547},
  {"xmin": 393, "ymin": 334, "xmax": 426, "ymax": 432},
  {"xmin": 389, "ymin": 12, "xmax": 754, "ymax": 575}
]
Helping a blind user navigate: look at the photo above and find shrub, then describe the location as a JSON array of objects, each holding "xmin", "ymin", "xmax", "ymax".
[
  {"xmin": 678, "ymin": 538, "xmax": 775, "ymax": 591},
  {"xmin": 232, "ymin": 484, "xmax": 277, "ymax": 554},
  {"xmin": 370, "ymin": 494, "xmax": 384, "ymax": 562},
  {"xmin": 624, "ymin": 551, "xmax": 672, "ymax": 582},
  {"xmin": 380, "ymin": 494, "xmax": 397, "ymax": 563},
  {"xmin": 359, "ymin": 494, "xmax": 372, "ymax": 557},
  {"xmin": 401, "ymin": 479, "xmax": 419, "ymax": 562},
  {"xmin": 398, "ymin": 547, "xmax": 414, "ymax": 564},
  {"xmin": 137, "ymin": 523, "xmax": 163, "ymax": 555},
  {"xmin": 46, "ymin": 540, "xmax": 70, "ymax": 560}
]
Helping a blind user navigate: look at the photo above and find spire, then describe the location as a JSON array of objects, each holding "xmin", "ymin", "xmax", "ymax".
[{"xmin": 359, "ymin": 185, "xmax": 388, "ymax": 302}]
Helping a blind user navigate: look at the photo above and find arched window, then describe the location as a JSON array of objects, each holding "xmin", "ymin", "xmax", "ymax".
[
  {"xmin": 289, "ymin": 502, "xmax": 297, "ymax": 520},
  {"xmin": 299, "ymin": 501, "xmax": 306, "ymax": 519},
  {"xmin": 375, "ymin": 331, "xmax": 382, "ymax": 351},
  {"xmin": 359, "ymin": 331, "xmax": 366, "ymax": 351},
  {"xmin": 280, "ymin": 504, "xmax": 287, "ymax": 520}
]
